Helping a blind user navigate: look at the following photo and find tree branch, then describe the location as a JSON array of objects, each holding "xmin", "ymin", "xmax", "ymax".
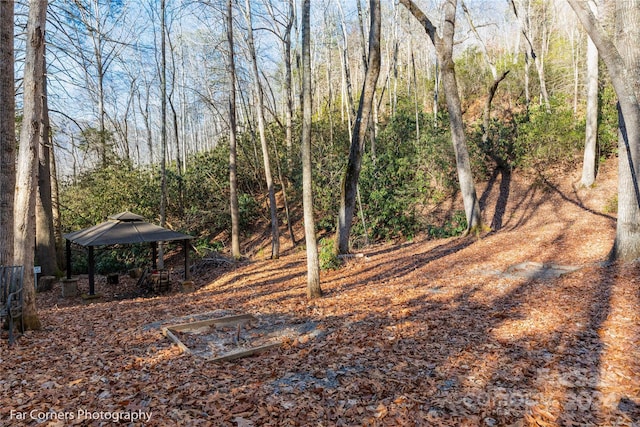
[{"xmin": 398, "ymin": 0, "xmax": 437, "ymax": 45}]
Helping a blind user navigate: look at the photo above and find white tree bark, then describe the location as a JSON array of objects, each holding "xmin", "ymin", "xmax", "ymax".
[
  {"xmin": 580, "ymin": 22, "xmax": 599, "ymax": 187},
  {"xmin": 15, "ymin": 0, "xmax": 47, "ymax": 330},
  {"xmin": 568, "ymin": 0, "xmax": 640, "ymax": 261}
]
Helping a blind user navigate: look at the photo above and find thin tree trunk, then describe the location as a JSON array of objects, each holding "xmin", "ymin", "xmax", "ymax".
[
  {"xmin": 36, "ymin": 55, "xmax": 57, "ymax": 277},
  {"xmin": 337, "ymin": 0, "xmax": 356, "ymax": 130},
  {"xmin": 284, "ymin": 0, "xmax": 294, "ymax": 174},
  {"xmin": 227, "ymin": 0, "xmax": 241, "ymax": 259},
  {"xmin": 0, "ymin": 0, "xmax": 15, "ymax": 266},
  {"xmin": 169, "ymin": 96, "xmax": 183, "ymax": 212},
  {"xmin": 158, "ymin": 0, "xmax": 167, "ymax": 269},
  {"xmin": 336, "ymin": 0, "xmax": 381, "ymax": 254},
  {"xmin": 411, "ymin": 47, "xmax": 420, "ymax": 140},
  {"xmin": 510, "ymin": 0, "xmax": 550, "ymax": 112},
  {"xmin": 301, "ymin": 0, "xmax": 322, "ymax": 299},
  {"xmin": 433, "ymin": 60, "xmax": 440, "ymax": 127},
  {"xmin": 356, "ymin": 0, "xmax": 368, "ymax": 69},
  {"xmin": 523, "ymin": 53, "xmax": 531, "ymax": 110},
  {"xmin": 15, "ymin": 0, "xmax": 47, "ymax": 330},
  {"xmin": 272, "ymin": 139, "xmax": 296, "ymax": 245},
  {"xmin": 244, "ymin": 0, "xmax": 280, "ymax": 259},
  {"xmin": 50, "ymin": 142, "xmax": 64, "ymax": 269},
  {"xmin": 167, "ymin": 32, "xmax": 184, "ymax": 214},
  {"xmin": 581, "ymin": 3, "xmax": 599, "ymax": 187}
]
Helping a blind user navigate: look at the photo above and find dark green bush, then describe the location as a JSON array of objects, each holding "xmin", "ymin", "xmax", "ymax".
[
  {"xmin": 427, "ymin": 210, "xmax": 468, "ymax": 238},
  {"xmin": 318, "ymin": 238, "xmax": 341, "ymax": 271}
]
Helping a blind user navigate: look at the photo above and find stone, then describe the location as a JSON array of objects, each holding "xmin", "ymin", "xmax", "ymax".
[
  {"xmin": 61, "ymin": 278, "xmax": 79, "ymax": 298},
  {"xmin": 37, "ymin": 275, "xmax": 56, "ymax": 292}
]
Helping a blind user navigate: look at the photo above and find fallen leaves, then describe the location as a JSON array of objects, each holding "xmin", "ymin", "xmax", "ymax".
[{"xmin": 1, "ymin": 163, "xmax": 639, "ymax": 426}]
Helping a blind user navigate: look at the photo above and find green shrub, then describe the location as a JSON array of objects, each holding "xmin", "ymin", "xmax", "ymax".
[
  {"xmin": 318, "ymin": 238, "xmax": 341, "ymax": 271},
  {"xmin": 515, "ymin": 99, "xmax": 585, "ymax": 169},
  {"xmin": 427, "ymin": 210, "xmax": 468, "ymax": 238}
]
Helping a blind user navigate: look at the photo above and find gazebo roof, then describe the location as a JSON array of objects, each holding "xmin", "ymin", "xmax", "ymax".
[{"xmin": 63, "ymin": 211, "xmax": 193, "ymax": 247}]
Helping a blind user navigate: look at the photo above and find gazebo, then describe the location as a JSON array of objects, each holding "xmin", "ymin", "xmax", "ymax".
[{"xmin": 63, "ymin": 211, "xmax": 194, "ymax": 295}]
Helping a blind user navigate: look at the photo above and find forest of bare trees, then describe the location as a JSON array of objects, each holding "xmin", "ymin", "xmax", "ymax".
[{"xmin": 2, "ymin": 0, "xmax": 640, "ymax": 323}]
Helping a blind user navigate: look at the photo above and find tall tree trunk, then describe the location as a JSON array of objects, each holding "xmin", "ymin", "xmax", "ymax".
[
  {"xmin": 301, "ymin": 0, "xmax": 322, "ymax": 299},
  {"xmin": 158, "ymin": 0, "xmax": 167, "ymax": 269},
  {"xmin": 36, "ymin": 54, "xmax": 57, "ymax": 277},
  {"xmin": 612, "ymin": 0, "xmax": 640, "ymax": 260},
  {"xmin": 15, "ymin": 0, "xmax": 47, "ymax": 330},
  {"xmin": 227, "ymin": 0, "xmax": 241, "ymax": 259},
  {"xmin": 411, "ymin": 47, "xmax": 420, "ymax": 140},
  {"xmin": 568, "ymin": 0, "xmax": 640, "ymax": 261},
  {"xmin": 400, "ymin": 0, "xmax": 482, "ymax": 233},
  {"xmin": 581, "ymin": 25, "xmax": 599, "ymax": 187},
  {"xmin": 244, "ymin": 0, "xmax": 280, "ymax": 259},
  {"xmin": 0, "ymin": 0, "xmax": 15, "ymax": 266},
  {"xmin": 50, "ymin": 142, "xmax": 64, "ymax": 269},
  {"xmin": 337, "ymin": 0, "xmax": 356, "ymax": 131},
  {"xmin": 167, "ymin": 32, "xmax": 184, "ymax": 214},
  {"xmin": 284, "ymin": 0, "xmax": 295, "ymax": 174},
  {"xmin": 336, "ymin": 0, "xmax": 381, "ymax": 254}
]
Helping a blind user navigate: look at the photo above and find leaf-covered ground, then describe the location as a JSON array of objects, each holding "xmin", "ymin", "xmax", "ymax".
[{"xmin": 1, "ymin": 161, "xmax": 639, "ymax": 426}]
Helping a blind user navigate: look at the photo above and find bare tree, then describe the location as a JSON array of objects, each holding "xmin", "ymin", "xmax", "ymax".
[
  {"xmin": 336, "ymin": 0, "xmax": 381, "ymax": 254},
  {"xmin": 0, "ymin": 0, "xmax": 15, "ymax": 266},
  {"xmin": 509, "ymin": 0, "xmax": 552, "ymax": 112},
  {"xmin": 568, "ymin": 0, "xmax": 640, "ymax": 260},
  {"xmin": 158, "ymin": 0, "xmax": 167, "ymax": 268},
  {"xmin": 227, "ymin": 0, "xmax": 241, "ymax": 259},
  {"xmin": 461, "ymin": 0, "xmax": 510, "ymax": 151},
  {"xmin": 51, "ymin": 0, "xmax": 134, "ymax": 166},
  {"xmin": 400, "ymin": 0, "xmax": 482, "ymax": 233},
  {"xmin": 263, "ymin": 0, "xmax": 296, "ymax": 246},
  {"xmin": 244, "ymin": 0, "xmax": 280, "ymax": 259},
  {"xmin": 15, "ymin": 0, "xmax": 47, "ymax": 330},
  {"xmin": 36, "ymin": 52, "xmax": 58, "ymax": 276},
  {"xmin": 301, "ymin": 0, "xmax": 322, "ymax": 299},
  {"xmin": 580, "ymin": 0, "xmax": 599, "ymax": 187}
]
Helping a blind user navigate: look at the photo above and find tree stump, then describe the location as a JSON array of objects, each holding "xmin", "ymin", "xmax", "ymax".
[
  {"xmin": 37, "ymin": 275, "xmax": 56, "ymax": 292},
  {"xmin": 181, "ymin": 280, "xmax": 195, "ymax": 293},
  {"xmin": 61, "ymin": 278, "xmax": 79, "ymax": 298}
]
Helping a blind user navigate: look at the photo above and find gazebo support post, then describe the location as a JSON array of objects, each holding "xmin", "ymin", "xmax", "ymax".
[
  {"xmin": 183, "ymin": 239, "xmax": 190, "ymax": 280},
  {"xmin": 66, "ymin": 239, "xmax": 72, "ymax": 279},
  {"xmin": 151, "ymin": 242, "xmax": 158, "ymax": 270},
  {"xmin": 88, "ymin": 246, "xmax": 95, "ymax": 295}
]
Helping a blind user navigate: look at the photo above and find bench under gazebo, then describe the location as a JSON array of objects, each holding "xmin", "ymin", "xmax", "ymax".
[{"xmin": 63, "ymin": 211, "xmax": 193, "ymax": 295}]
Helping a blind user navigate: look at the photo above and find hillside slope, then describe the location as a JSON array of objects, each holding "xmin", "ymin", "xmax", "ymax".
[{"xmin": 2, "ymin": 159, "xmax": 638, "ymax": 426}]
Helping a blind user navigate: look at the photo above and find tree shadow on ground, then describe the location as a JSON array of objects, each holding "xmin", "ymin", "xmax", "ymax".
[{"xmin": 479, "ymin": 167, "xmax": 512, "ymax": 231}]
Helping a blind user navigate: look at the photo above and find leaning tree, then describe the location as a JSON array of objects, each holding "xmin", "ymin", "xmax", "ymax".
[{"xmin": 400, "ymin": 0, "xmax": 482, "ymax": 234}]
